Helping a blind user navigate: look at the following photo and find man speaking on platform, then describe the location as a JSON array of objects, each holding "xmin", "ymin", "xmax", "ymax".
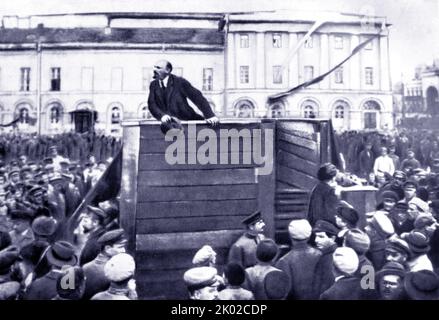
[{"xmin": 147, "ymin": 60, "xmax": 219, "ymax": 127}]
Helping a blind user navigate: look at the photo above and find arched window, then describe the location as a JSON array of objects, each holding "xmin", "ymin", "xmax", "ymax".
[
  {"xmin": 300, "ymin": 100, "xmax": 319, "ymax": 119},
  {"xmin": 15, "ymin": 102, "xmax": 35, "ymax": 133},
  {"xmin": 49, "ymin": 104, "xmax": 62, "ymax": 124},
  {"xmin": 268, "ymin": 103, "xmax": 285, "ymax": 118},
  {"xmin": 234, "ymin": 99, "xmax": 255, "ymax": 118},
  {"xmin": 19, "ymin": 108, "xmax": 30, "ymax": 124},
  {"xmin": 363, "ymin": 100, "xmax": 381, "ymax": 129},
  {"xmin": 334, "ymin": 105, "xmax": 345, "ymax": 119},
  {"xmin": 111, "ymin": 106, "xmax": 121, "ymax": 124}
]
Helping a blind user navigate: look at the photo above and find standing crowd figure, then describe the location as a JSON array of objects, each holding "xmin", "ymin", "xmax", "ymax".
[
  {"xmin": 0, "ymin": 132, "xmax": 135, "ymax": 300},
  {"xmin": 184, "ymin": 150, "xmax": 439, "ymax": 300}
]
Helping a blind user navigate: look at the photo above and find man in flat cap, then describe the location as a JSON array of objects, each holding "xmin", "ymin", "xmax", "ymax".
[
  {"xmin": 376, "ymin": 261, "xmax": 407, "ymax": 300},
  {"xmin": 365, "ymin": 212, "xmax": 395, "ymax": 270},
  {"xmin": 184, "ymin": 266, "xmax": 220, "ymax": 300},
  {"xmin": 307, "ymin": 163, "xmax": 340, "ymax": 226},
  {"xmin": 312, "ymin": 220, "xmax": 340, "ymax": 298},
  {"xmin": 402, "ymin": 231, "xmax": 433, "ymax": 272},
  {"xmin": 399, "ymin": 180, "xmax": 429, "ymax": 214},
  {"xmin": 389, "ymin": 202, "xmax": 413, "ymax": 235},
  {"xmin": 91, "ymin": 253, "xmax": 137, "ymax": 300},
  {"xmin": 276, "ymin": 219, "xmax": 321, "ymax": 300},
  {"xmin": 343, "ymin": 229, "xmax": 373, "ymax": 277},
  {"xmin": 82, "ymin": 228, "xmax": 127, "ymax": 300},
  {"xmin": 228, "ymin": 211, "xmax": 266, "ymax": 269},
  {"xmin": 9, "ymin": 209, "xmax": 34, "ymax": 251},
  {"xmin": 384, "ymin": 237, "xmax": 410, "ymax": 269},
  {"xmin": 320, "ymin": 247, "xmax": 375, "ymax": 300},
  {"xmin": 78, "ymin": 205, "xmax": 116, "ymax": 266},
  {"xmin": 147, "ymin": 60, "xmax": 219, "ymax": 127}
]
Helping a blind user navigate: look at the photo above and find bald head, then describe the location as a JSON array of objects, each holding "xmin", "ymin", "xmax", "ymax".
[{"xmin": 153, "ymin": 60, "xmax": 173, "ymax": 80}]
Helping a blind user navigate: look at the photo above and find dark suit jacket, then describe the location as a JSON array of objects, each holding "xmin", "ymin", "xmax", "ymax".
[
  {"xmin": 275, "ymin": 242, "xmax": 322, "ymax": 300},
  {"xmin": 312, "ymin": 244, "xmax": 338, "ymax": 298},
  {"xmin": 320, "ymin": 276, "xmax": 377, "ymax": 300},
  {"xmin": 307, "ymin": 182, "xmax": 339, "ymax": 226},
  {"xmin": 228, "ymin": 233, "xmax": 265, "ymax": 269},
  {"xmin": 148, "ymin": 74, "xmax": 215, "ymax": 121},
  {"xmin": 359, "ymin": 150, "xmax": 375, "ymax": 177}
]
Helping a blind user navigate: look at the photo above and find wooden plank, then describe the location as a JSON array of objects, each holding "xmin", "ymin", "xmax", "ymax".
[
  {"xmin": 140, "ymin": 122, "xmax": 262, "ymax": 140},
  {"xmin": 136, "ymin": 248, "xmax": 230, "ymax": 271},
  {"xmin": 140, "ymin": 139, "xmax": 259, "ymax": 154},
  {"xmin": 275, "ymin": 199, "xmax": 310, "ymax": 205},
  {"xmin": 275, "ymin": 213, "xmax": 308, "ymax": 220},
  {"xmin": 277, "ymin": 131, "xmax": 317, "ymax": 151},
  {"xmin": 138, "ymin": 168, "xmax": 256, "ymax": 186},
  {"xmin": 138, "ymin": 153, "xmax": 259, "ymax": 170},
  {"xmin": 137, "ymin": 184, "xmax": 258, "ymax": 202},
  {"xmin": 136, "ymin": 215, "xmax": 247, "ymax": 233},
  {"xmin": 276, "ymin": 120, "xmax": 318, "ymax": 134},
  {"xmin": 137, "ymin": 199, "xmax": 258, "ymax": 219},
  {"xmin": 136, "ymin": 230, "xmax": 243, "ymax": 251},
  {"xmin": 277, "ymin": 165, "xmax": 317, "ymax": 190},
  {"xmin": 277, "ymin": 140, "xmax": 318, "ymax": 162},
  {"xmin": 277, "ymin": 125, "xmax": 317, "ymax": 141},
  {"xmin": 277, "ymin": 150, "xmax": 318, "ymax": 177}
]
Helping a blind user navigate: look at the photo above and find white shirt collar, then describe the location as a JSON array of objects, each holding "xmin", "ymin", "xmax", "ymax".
[
  {"xmin": 335, "ymin": 275, "xmax": 345, "ymax": 282},
  {"xmin": 161, "ymin": 75, "xmax": 170, "ymax": 88}
]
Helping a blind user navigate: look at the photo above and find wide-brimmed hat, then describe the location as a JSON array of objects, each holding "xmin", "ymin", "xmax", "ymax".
[
  {"xmin": 404, "ymin": 270, "xmax": 439, "ymax": 300},
  {"xmin": 46, "ymin": 241, "xmax": 77, "ymax": 268}
]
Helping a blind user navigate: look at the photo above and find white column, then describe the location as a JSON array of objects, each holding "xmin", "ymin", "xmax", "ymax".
[
  {"xmin": 380, "ymin": 34, "xmax": 391, "ymax": 91},
  {"xmin": 319, "ymin": 33, "xmax": 329, "ymax": 89},
  {"xmin": 227, "ymin": 33, "xmax": 236, "ymax": 89},
  {"xmin": 255, "ymin": 32, "xmax": 266, "ymax": 88},
  {"xmin": 288, "ymin": 33, "xmax": 299, "ymax": 88},
  {"xmin": 350, "ymin": 35, "xmax": 361, "ymax": 90}
]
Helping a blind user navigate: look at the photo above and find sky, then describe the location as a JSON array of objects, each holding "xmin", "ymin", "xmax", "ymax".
[{"xmin": 0, "ymin": 0, "xmax": 438, "ymax": 83}]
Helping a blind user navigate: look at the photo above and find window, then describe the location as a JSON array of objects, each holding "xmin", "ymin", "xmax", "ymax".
[
  {"xmin": 50, "ymin": 68, "xmax": 61, "ymax": 91},
  {"xmin": 142, "ymin": 68, "xmax": 151, "ymax": 91},
  {"xmin": 365, "ymin": 67, "xmax": 373, "ymax": 85},
  {"xmin": 304, "ymin": 66, "xmax": 314, "ymax": 81},
  {"xmin": 50, "ymin": 105, "xmax": 61, "ymax": 124},
  {"xmin": 202, "ymin": 68, "xmax": 213, "ymax": 91},
  {"xmin": 240, "ymin": 66, "xmax": 249, "ymax": 84},
  {"xmin": 173, "ymin": 68, "xmax": 183, "ymax": 77},
  {"xmin": 111, "ymin": 67, "xmax": 123, "ymax": 91},
  {"xmin": 19, "ymin": 108, "xmax": 30, "ymax": 124},
  {"xmin": 81, "ymin": 67, "xmax": 94, "ymax": 91},
  {"xmin": 304, "ymin": 36, "xmax": 313, "ymax": 48},
  {"xmin": 334, "ymin": 67, "xmax": 344, "ymax": 84},
  {"xmin": 364, "ymin": 112, "xmax": 377, "ymax": 129},
  {"xmin": 234, "ymin": 100, "xmax": 255, "ymax": 118},
  {"xmin": 303, "ymin": 105, "xmax": 316, "ymax": 118},
  {"xmin": 272, "ymin": 66, "xmax": 283, "ymax": 84},
  {"xmin": 334, "ymin": 105, "xmax": 345, "ymax": 119},
  {"xmin": 269, "ymin": 104, "xmax": 285, "ymax": 118},
  {"xmin": 20, "ymin": 68, "xmax": 31, "ymax": 91},
  {"xmin": 111, "ymin": 106, "xmax": 122, "ymax": 124},
  {"xmin": 272, "ymin": 33, "xmax": 282, "ymax": 48},
  {"xmin": 334, "ymin": 36, "xmax": 343, "ymax": 49},
  {"xmin": 240, "ymin": 34, "xmax": 249, "ymax": 48}
]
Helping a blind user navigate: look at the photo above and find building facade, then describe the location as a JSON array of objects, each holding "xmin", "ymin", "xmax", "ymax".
[{"xmin": 0, "ymin": 11, "xmax": 393, "ymax": 135}]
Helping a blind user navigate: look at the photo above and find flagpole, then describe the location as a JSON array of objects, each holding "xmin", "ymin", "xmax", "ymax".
[{"xmin": 36, "ymin": 39, "xmax": 42, "ymax": 135}]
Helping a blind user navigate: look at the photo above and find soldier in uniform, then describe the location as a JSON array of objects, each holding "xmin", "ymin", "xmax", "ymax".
[
  {"xmin": 228, "ymin": 211, "xmax": 266, "ymax": 269},
  {"xmin": 183, "ymin": 266, "xmax": 220, "ymax": 300}
]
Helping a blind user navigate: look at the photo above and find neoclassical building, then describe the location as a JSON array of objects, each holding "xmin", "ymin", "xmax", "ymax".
[{"xmin": 0, "ymin": 11, "xmax": 393, "ymax": 135}]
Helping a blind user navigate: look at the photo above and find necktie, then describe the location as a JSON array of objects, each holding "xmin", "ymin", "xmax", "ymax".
[{"xmin": 159, "ymin": 80, "xmax": 167, "ymax": 104}]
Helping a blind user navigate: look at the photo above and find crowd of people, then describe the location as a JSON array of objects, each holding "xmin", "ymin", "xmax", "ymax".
[
  {"xmin": 0, "ymin": 132, "xmax": 129, "ymax": 300},
  {"xmin": 184, "ymin": 158, "xmax": 439, "ymax": 300}
]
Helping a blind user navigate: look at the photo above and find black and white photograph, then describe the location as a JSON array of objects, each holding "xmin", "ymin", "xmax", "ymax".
[{"xmin": 0, "ymin": 0, "xmax": 438, "ymax": 305}]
